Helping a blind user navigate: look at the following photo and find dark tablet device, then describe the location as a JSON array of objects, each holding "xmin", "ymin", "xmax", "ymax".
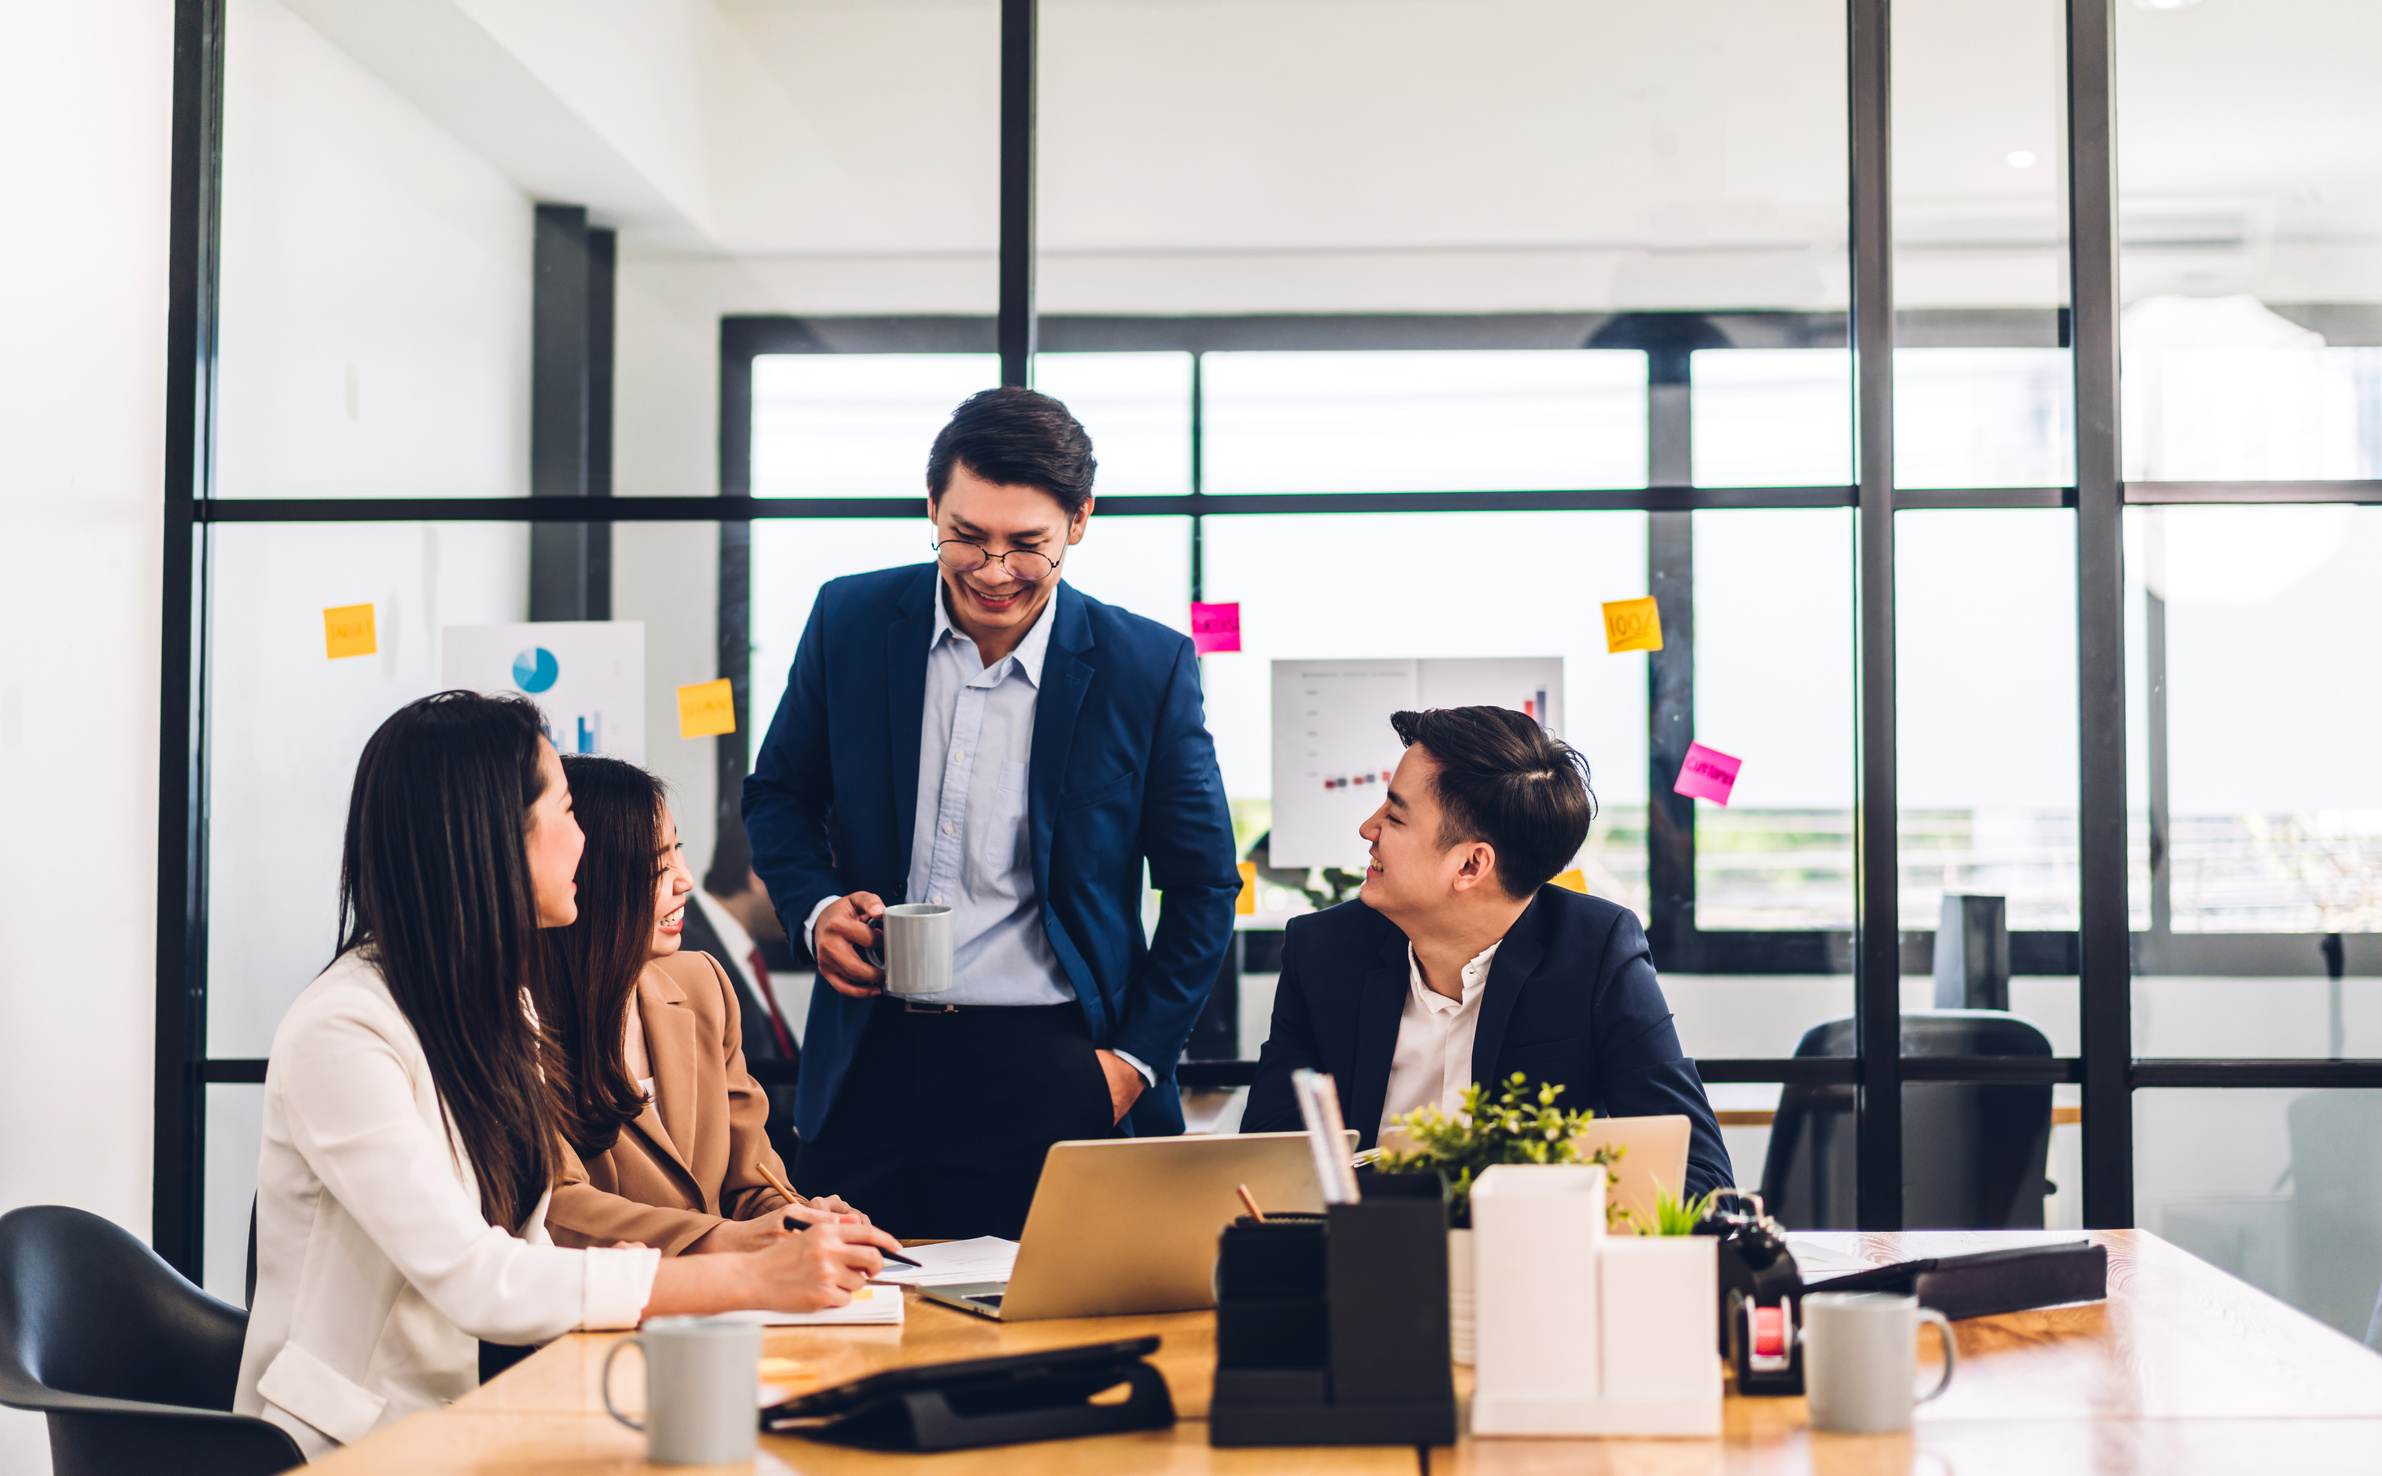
[{"xmin": 762, "ymin": 1336, "xmax": 1161, "ymax": 1426}]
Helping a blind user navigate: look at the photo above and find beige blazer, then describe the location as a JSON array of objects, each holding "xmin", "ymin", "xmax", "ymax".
[{"xmin": 545, "ymin": 950, "xmax": 795, "ymax": 1255}]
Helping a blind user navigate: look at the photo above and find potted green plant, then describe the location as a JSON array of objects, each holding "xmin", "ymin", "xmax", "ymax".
[{"xmin": 1372, "ymin": 1073, "xmax": 1623, "ymax": 1364}]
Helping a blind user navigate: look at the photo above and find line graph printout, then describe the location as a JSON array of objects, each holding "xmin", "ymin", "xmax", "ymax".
[{"xmin": 1269, "ymin": 657, "xmax": 1564, "ymax": 868}]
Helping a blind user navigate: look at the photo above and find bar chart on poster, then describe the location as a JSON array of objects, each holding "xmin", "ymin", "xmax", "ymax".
[{"xmin": 1268, "ymin": 657, "xmax": 1564, "ymax": 867}]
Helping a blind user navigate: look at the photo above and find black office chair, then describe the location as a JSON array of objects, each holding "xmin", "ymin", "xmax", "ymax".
[
  {"xmin": 0, "ymin": 1206, "xmax": 304, "ymax": 1476},
  {"xmin": 1759, "ymin": 1011, "xmax": 2056, "ymax": 1231}
]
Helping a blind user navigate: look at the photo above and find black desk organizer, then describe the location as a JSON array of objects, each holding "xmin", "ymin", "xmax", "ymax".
[
  {"xmin": 766, "ymin": 1336, "xmax": 1175, "ymax": 1452},
  {"xmin": 1209, "ymin": 1174, "xmax": 1458, "ymax": 1447}
]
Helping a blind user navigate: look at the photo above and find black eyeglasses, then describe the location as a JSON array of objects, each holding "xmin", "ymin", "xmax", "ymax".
[{"xmin": 932, "ymin": 539, "xmax": 1060, "ymax": 583}]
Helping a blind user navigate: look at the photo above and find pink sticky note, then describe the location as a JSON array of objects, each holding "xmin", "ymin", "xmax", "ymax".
[
  {"xmin": 1191, "ymin": 601, "xmax": 1242, "ymax": 655},
  {"xmin": 1673, "ymin": 741, "xmax": 1742, "ymax": 805}
]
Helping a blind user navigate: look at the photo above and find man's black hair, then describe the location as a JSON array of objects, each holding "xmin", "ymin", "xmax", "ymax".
[
  {"xmin": 1388, "ymin": 706, "xmax": 1596, "ymax": 900},
  {"xmin": 926, "ymin": 386, "xmax": 1098, "ymax": 517}
]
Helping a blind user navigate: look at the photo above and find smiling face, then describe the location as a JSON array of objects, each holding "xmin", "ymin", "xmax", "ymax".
[
  {"xmin": 524, "ymin": 737, "xmax": 585, "ymax": 928},
  {"xmin": 1357, "ymin": 746, "xmax": 1501, "ymax": 929},
  {"xmin": 649, "ymin": 804, "xmax": 694, "ymax": 961},
  {"xmin": 929, "ymin": 462, "xmax": 1089, "ymax": 652}
]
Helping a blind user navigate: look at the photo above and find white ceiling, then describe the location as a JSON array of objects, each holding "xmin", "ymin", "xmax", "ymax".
[{"xmin": 272, "ymin": 0, "xmax": 2382, "ymax": 308}]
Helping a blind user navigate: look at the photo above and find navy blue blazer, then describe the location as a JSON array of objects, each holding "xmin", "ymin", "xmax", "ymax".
[
  {"xmin": 1242, "ymin": 887, "xmax": 1733, "ymax": 1198},
  {"xmin": 742, "ymin": 565, "xmax": 1241, "ymax": 1139}
]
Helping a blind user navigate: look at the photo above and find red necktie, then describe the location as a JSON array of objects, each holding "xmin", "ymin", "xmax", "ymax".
[{"xmin": 749, "ymin": 947, "xmax": 796, "ymax": 1058}]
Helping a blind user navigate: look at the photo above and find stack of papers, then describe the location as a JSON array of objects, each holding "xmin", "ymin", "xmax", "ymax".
[
  {"xmin": 867, "ymin": 1236, "xmax": 1019, "ymax": 1287},
  {"xmin": 722, "ymin": 1285, "xmax": 904, "ymax": 1327}
]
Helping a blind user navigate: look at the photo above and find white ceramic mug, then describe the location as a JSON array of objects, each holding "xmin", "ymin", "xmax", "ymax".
[
  {"xmin": 881, "ymin": 902, "xmax": 954, "ymax": 997},
  {"xmin": 602, "ymin": 1315, "xmax": 760, "ymax": 1464},
  {"xmin": 1801, "ymin": 1291, "xmax": 1956, "ymax": 1433}
]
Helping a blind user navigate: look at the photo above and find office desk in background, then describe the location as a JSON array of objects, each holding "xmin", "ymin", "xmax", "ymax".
[{"xmin": 309, "ymin": 1231, "xmax": 2382, "ymax": 1475}]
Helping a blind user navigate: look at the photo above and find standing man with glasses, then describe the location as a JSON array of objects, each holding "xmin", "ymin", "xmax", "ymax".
[{"xmin": 743, "ymin": 386, "xmax": 1241, "ymax": 1239}]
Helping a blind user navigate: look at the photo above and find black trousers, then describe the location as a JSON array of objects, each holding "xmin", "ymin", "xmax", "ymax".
[{"xmin": 794, "ymin": 998, "xmax": 1119, "ymax": 1241}]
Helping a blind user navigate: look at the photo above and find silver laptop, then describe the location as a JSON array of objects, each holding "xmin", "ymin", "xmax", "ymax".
[{"xmin": 922, "ymin": 1131, "xmax": 1346, "ymax": 1321}]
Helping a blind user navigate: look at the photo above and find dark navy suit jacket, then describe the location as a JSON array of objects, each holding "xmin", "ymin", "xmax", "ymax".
[
  {"xmin": 742, "ymin": 565, "xmax": 1241, "ymax": 1140},
  {"xmin": 1243, "ymin": 887, "xmax": 1733, "ymax": 1198}
]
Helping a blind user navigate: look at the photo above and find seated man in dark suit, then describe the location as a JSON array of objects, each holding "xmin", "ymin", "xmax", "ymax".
[
  {"xmin": 1243, "ymin": 705, "xmax": 1732, "ymax": 1199},
  {"xmin": 677, "ymin": 828, "xmax": 803, "ymax": 1169}
]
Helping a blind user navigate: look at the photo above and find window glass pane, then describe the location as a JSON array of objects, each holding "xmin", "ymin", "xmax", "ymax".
[
  {"xmin": 751, "ymin": 355, "xmax": 999, "ymax": 498},
  {"xmin": 2116, "ymin": 0, "xmax": 2382, "ymax": 480},
  {"xmin": 2138, "ymin": 1089, "xmax": 2382, "ymax": 1341},
  {"xmin": 1693, "ymin": 509, "xmax": 1855, "ymax": 929},
  {"xmin": 1202, "ymin": 352, "xmax": 1648, "ymax": 494},
  {"xmin": 1896, "ymin": 510, "xmax": 2078, "ymax": 931},
  {"xmin": 1894, "ymin": 349, "xmax": 2074, "ymax": 488},
  {"xmin": 206, "ymin": 1085, "xmax": 263, "ymax": 1304},
  {"xmin": 205, "ymin": 520, "xmax": 725, "ymax": 1055},
  {"xmin": 1038, "ymin": 2, "xmax": 1846, "ymax": 320},
  {"xmin": 1692, "ymin": 350, "xmax": 1852, "ymax": 487},
  {"xmin": 749, "ymin": 520, "xmax": 931, "ymax": 768},
  {"xmin": 1032, "ymin": 353, "xmax": 1193, "ymax": 495},
  {"xmin": 217, "ymin": 0, "xmax": 997, "ymax": 500},
  {"xmin": 2125, "ymin": 506, "xmax": 2382, "ymax": 939},
  {"xmin": 1202, "ymin": 511, "xmax": 1650, "ymax": 916}
]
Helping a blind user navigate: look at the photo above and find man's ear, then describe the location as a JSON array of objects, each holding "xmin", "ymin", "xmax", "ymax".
[
  {"xmin": 1449, "ymin": 840, "xmax": 1498, "ymax": 894},
  {"xmin": 1067, "ymin": 497, "xmax": 1094, "ymax": 545}
]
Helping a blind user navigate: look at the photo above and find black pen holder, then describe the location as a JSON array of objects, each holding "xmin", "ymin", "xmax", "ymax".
[{"xmin": 1209, "ymin": 1175, "xmax": 1458, "ymax": 1447}]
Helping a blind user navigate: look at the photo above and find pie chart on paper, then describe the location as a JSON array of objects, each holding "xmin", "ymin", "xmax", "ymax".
[{"xmin": 512, "ymin": 647, "xmax": 560, "ymax": 694}]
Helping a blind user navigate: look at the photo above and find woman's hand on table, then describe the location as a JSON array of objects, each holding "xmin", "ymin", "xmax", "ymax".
[{"xmin": 743, "ymin": 1218, "xmax": 902, "ymax": 1312}]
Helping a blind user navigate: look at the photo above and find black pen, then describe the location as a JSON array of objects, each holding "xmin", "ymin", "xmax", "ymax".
[{"xmin": 776, "ymin": 1213, "xmax": 922, "ymax": 1269}]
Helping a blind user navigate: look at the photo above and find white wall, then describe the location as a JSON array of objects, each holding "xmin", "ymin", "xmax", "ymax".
[{"xmin": 0, "ymin": 0, "xmax": 174, "ymax": 1470}]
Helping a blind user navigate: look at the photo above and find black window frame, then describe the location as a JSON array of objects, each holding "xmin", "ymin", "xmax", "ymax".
[{"xmin": 155, "ymin": 0, "xmax": 2382, "ymax": 1279}]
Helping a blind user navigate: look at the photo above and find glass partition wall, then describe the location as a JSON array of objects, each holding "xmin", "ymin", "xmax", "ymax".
[{"xmin": 160, "ymin": 0, "xmax": 2382, "ymax": 1333}]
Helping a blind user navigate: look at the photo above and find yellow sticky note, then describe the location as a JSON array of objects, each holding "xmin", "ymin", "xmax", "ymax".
[
  {"xmin": 1552, "ymin": 869, "xmax": 1589, "ymax": 894},
  {"xmin": 1602, "ymin": 596, "xmax": 1663, "ymax": 654},
  {"xmin": 1236, "ymin": 860, "xmax": 1257, "ymax": 916},
  {"xmin": 323, "ymin": 604, "xmax": 376, "ymax": 659},
  {"xmin": 677, "ymin": 678, "xmax": 735, "ymax": 739}
]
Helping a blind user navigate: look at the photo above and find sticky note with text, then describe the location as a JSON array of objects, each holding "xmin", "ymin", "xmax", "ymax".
[
  {"xmin": 323, "ymin": 604, "xmax": 376, "ymax": 660},
  {"xmin": 1551, "ymin": 869, "xmax": 1589, "ymax": 894},
  {"xmin": 1191, "ymin": 601, "xmax": 1242, "ymax": 655},
  {"xmin": 1236, "ymin": 860, "xmax": 1258, "ymax": 916},
  {"xmin": 677, "ymin": 678, "xmax": 736, "ymax": 739},
  {"xmin": 1603, "ymin": 596, "xmax": 1663, "ymax": 654},
  {"xmin": 1672, "ymin": 741, "xmax": 1741, "ymax": 805}
]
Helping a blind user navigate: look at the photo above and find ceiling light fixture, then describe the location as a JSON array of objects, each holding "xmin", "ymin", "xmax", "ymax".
[
  {"xmin": 2133, "ymin": 0, "xmax": 2200, "ymax": 10},
  {"xmin": 2006, "ymin": 151, "xmax": 2039, "ymax": 169}
]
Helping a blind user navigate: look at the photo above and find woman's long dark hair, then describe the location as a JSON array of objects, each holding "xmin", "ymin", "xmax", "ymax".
[
  {"xmin": 337, "ymin": 690, "xmax": 561, "ymax": 1233},
  {"xmin": 535, "ymin": 755, "xmax": 669, "ymax": 1158}
]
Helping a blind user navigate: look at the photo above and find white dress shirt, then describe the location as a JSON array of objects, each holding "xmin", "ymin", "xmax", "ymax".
[
  {"xmin": 804, "ymin": 582, "xmax": 1150, "ymax": 1081},
  {"xmin": 236, "ymin": 951, "xmax": 659, "ymax": 1458},
  {"xmin": 1377, "ymin": 940, "xmax": 1503, "ymax": 1140}
]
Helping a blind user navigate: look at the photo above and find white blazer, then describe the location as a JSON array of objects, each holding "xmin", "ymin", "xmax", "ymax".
[{"xmin": 234, "ymin": 951, "xmax": 659, "ymax": 1459}]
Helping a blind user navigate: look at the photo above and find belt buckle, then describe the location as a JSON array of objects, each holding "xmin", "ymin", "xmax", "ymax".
[{"xmin": 901, "ymin": 998, "xmax": 959, "ymax": 1015}]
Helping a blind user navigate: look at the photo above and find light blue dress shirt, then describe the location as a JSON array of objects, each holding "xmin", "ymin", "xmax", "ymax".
[{"xmin": 804, "ymin": 581, "xmax": 1151, "ymax": 1081}]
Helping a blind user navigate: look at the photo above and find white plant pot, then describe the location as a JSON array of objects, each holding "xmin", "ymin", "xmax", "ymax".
[
  {"xmin": 1448, "ymin": 1228, "xmax": 1475, "ymax": 1366},
  {"xmin": 1471, "ymin": 1165, "xmax": 1720, "ymax": 1439},
  {"xmin": 1470, "ymin": 1164, "xmax": 1605, "ymax": 1433}
]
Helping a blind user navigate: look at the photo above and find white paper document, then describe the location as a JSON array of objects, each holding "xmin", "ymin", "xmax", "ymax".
[
  {"xmin": 721, "ymin": 1284, "xmax": 904, "ymax": 1326},
  {"xmin": 866, "ymin": 1236, "xmax": 1019, "ymax": 1287}
]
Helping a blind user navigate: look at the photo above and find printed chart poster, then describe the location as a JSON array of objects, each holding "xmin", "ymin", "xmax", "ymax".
[
  {"xmin": 1269, "ymin": 656, "xmax": 1563, "ymax": 869},
  {"xmin": 442, "ymin": 622, "xmax": 646, "ymax": 765}
]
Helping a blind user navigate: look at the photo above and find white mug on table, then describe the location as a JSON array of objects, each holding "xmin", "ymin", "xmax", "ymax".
[
  {"xmin": 603, "ymin": 1315, "xmax": 761, "ymax": 1464},
  {"xmin": 1801, "ymin": 1290, "xmax": 1956, "ymax": 1433}
]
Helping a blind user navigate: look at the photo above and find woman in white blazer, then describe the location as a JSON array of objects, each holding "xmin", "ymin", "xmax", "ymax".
[{"xmin": 235, "ymin": 692, "xmax": 901, "ymax": 1459}]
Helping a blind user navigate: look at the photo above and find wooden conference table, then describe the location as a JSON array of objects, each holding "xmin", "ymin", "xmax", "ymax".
[{"xmin": 311, "ymin": 1230, "xmax": 2382, "ymax": 1475}]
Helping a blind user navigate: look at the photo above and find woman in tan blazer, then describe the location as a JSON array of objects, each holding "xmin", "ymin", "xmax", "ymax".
[{"xmin": 536, "ymin": 755, "xmax": 865, "ymax": 1255}]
